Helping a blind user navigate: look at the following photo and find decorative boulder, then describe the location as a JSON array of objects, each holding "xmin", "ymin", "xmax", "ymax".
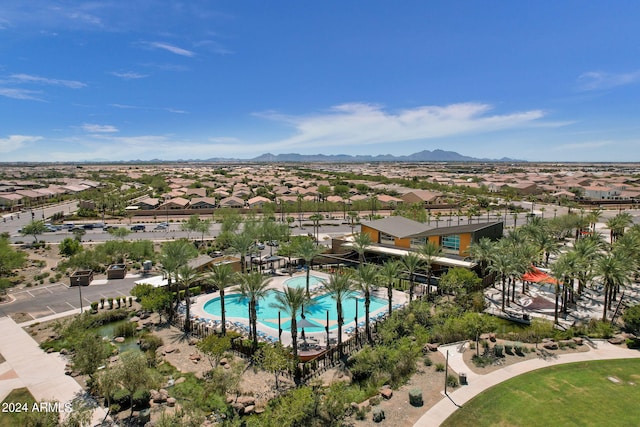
[
  {"xmin": 166, "ymin": 397, "xmax": 176, "ymax": 407},
  {"xmin": 373, "ymin": 407, "xmax": 385, "ymax": 423},
  {"xmin": 572, "ymin": 337, "xmax": 584, "ymax": 346},
  {"xmin": 380, "ymin": 388, "xmax": 393, "ymax": 400},
  {"xmin": 409, "ymin": 388, "xmax": 423, "ymax": 407},
  {"xmin": 543, "ymin": 341, "xmax": 558, "ymax": 350}
]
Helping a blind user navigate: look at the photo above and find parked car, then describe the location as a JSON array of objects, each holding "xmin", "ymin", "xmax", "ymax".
[
  {"xmin": 82, "ymin": 223, "xmax": 94, "ymax": 230},
  {"xmin": 256, "ymin": 242, "xmax": 266, "ymax": 250},
  {"xmin": 131, "ymin": 224, "xmax": 146, "ymax": 231},
  {"xmin": 154, "ymin": 223, "xmax": 168, "ymax": 230}
]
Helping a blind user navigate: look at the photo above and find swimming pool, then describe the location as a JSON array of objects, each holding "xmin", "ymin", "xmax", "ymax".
[
  {"xmin": 203, "ymin": 290, "xmax": 387, "ymax": 332},
  {"xmin": 283, "ymin": 274, "xmax": 324, "ymax": 289}
]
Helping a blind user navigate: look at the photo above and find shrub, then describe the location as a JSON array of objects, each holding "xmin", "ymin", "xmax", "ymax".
[
  {"xmin": 107, "ymin": 298, "xmax": 113, "ymax": 309},
  {"xmin": 49, "ymin": 277, "xmax": 56, "ymax": 283},
  {"xmin": 116, "ymin": 298, "xmax": 121, "ymax": 309},
  {"xmin": 369, "ymin": 396, "xmax": 381, "ymax": 406},
  {"xmin": 100, "ymin": 298, "xmax": 105, "ymax": 309},
  {"xmin": 408, "ymin": 388, "xmax": 423, "ymax": 406},
  {"xmin": 494, "ymin": 344, "xmax": 504, "ymax": 357},
  {"xmin": 128, "ymin": 296, "xmax": 133, "ymax": 307},
  {"xmin": 355, "ymin": 407, "xmax": 367, "ymax": 420},
  {"xmin": 446, "ymin": 374, "xmax": 459, "ymax": 388},
  {"xmin": 109, "ymin": 403, "xmax": 121, "ymax": 414},
  {"xmin": 423, "ymin": 356, "xmax": 432, "ymax": 367},
  {"xmin": 514, "ymin": 344, "xmax": 524, "ymax": 355},
  {"xmin": 504, "ymin": 344, "xmax": 513, "ymax": 355},
  {"xmin": 90, "ymin": 302, "xmax": 99, "ymax": 312},
  {"xmin": 435, "ymin": 363, "xmax": 445, "ymax": 372},
  {"xmin": 114, "ymin": 322, "xmax": 137, "ymax": 338},
  {"xmin": 139, "ymin": 333, "xmax": 163, "ymax": 352},
  {"xmin": 189, "ymin": 286, "xmax": 201, "ymax": 295},
  {"xmin": 132, "ymin": 389, "xmax": 151, "ymax": 410}
]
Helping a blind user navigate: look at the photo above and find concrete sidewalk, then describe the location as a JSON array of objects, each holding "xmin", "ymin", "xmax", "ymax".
[
  {"xmin": 413, "ymin": 341, "xmax": 640, "ymax": 427},
  {"xmin": 0, "ymin": 316, "xmax": 107, "ymax": 424}
]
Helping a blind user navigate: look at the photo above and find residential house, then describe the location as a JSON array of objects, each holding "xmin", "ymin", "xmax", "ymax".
[
  {"xmin": 189, "ymin": 197, "xmax": 217, "ymax": 209},
  {"xmin": 400, "ymin": 190, "xmax": 445, "ymax": 205},
  {"xmin": 136, "ymin": 197, "xmax": 160, "ymax": 210},
  {"xmin": 218, "ymin": 196, "xmax": 245, "ymax": 208},
  {"xmin": 247, "ymin": 196, "xmax": 272, "ymax": 208},
  {"xmin": 157, "ymin": 197, "xmax": 190, "ymax": 210}
]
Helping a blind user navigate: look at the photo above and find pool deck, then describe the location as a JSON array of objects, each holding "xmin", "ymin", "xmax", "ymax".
[{"xmin": 189, "ymin": 270, "xmax": 409, "ymax": 348}]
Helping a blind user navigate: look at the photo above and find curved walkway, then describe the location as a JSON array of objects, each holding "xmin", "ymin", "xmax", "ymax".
[{"xmin": 414, "ymin": 341, "xmax": 640, "ymax": 427}]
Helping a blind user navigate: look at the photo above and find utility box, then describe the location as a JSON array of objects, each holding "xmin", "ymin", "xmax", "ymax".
[
  {"xmin": 107, "ymin": 264, "xmax": 127, "ymax": 279},
  {"xmin": 70, "ymin": 270, "xmax": 93, "ymax": 286}
]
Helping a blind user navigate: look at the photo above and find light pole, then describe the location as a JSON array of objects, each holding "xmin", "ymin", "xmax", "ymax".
[{"xmin": 76, "ymin": 277, "xmax": 83, "ymax": 313}]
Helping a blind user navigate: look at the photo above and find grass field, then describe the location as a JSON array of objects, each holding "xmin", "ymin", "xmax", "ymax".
[
  {"xmin": 442, "ymin": 359, "xmax": 640, "ymax": 427},
  {"xmin": 0, "ymin": 388, "xmax": 37, "ymax": 427}
]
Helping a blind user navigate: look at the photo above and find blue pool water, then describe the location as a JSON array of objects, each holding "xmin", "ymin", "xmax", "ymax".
[
  {"xmin": 203, "ymin": 290, "xmax": 387, "ymax": 332},
  {"xmin": 283, "ymin": 274, "xmax": 324, "ymax": 289}
]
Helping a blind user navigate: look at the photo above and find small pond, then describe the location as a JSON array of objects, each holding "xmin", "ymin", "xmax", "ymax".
[{"xmin": 95, "ymin": 319, "xmax": 141, "ymax": 353}]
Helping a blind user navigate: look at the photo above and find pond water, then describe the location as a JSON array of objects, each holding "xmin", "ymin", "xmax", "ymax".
[{"xmin": 95, "ymin": 319, "xmax": 140, "ymax": 353}]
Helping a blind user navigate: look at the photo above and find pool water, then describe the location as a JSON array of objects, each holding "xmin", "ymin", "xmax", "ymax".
[
  {"xmin": 203, "ymin": 290, "xmax": 387, "ymax": 332},
  {"xmin": 283, "ymin": 274, "xmax": 324, "ymax": 289}
]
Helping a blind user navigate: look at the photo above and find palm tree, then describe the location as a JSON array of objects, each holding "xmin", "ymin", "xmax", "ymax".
[
  {"xmin": 596, "ymin": 253, "xmax": 629, "ymax": 321},
  {"xmin": 322, "ymin": 272, "xmax": 354, "ymax": 357},
  {"xmin": 295, "ymin": 238, "xmax": 324, "ymax": 297},
  {"xmin": 606, "ymin": 212, "xmax": 633, "ymax": 244},
  {"xmin": 309, "ymin": 213, "xmax": 323, "ymax": 244},
  {"xmin": 176, "ymin": 265, "xmax": 200, "ymax": 334},
  {"xmin": 230, "ymin": 231, "xmax": 255, "ymax": 274},
  {"xmin": 487, "ymin": 242, "xmax": 513, "ymax": 312},
  {"xmin": 354, "ymin": 264, "xmax": 379, "ymax": 343},
  {"xmin": 206, "ymin": 263, "xmax": 235, "ymax": 335},
  {"xmin": 352, "ymin": 232, "xmax": 372, "ymax": 264},
  {"xmin": 468, "ymin": 237, "xmax": 495, "ymax": 278},
  {"xmin": 158, "ymin": 240, "xmax": 198, "ymax": 316},
  {"xmin": 402, "ymin": 252, "xmax": 423, "ymax": 302},
  {"xmin": 270, "ymin": 286, "xmax": 310, "ymax": 358},
  {"xmin": 570, "ymin": 235, "xmax": 605, "ymax": 294},
  {"xmin": 419, "ymin": 241, "xmax": 442, "ymax": 297},
  {"xmin": 237, "ymin": 272, "xmax": 271, "ymax": 352},
  {"xmin": 379, "ymin": 259, "xmax": 402, "ymax": 316}
]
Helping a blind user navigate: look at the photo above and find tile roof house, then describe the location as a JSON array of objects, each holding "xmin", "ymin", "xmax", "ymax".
[
  {"xmin": 400, "ymin": 190, "xmax": 445, "ymax": 205},
  {"xmin": 189, "ymin": 197, "xmax": 217, "ymax": 209},
  {"xmin": 219, "ymin": 196, "xmax": 245, "ymax": 208},
  {"xmin": 158, "ymin": 197, "xmax": 190, "ymax": 210}
]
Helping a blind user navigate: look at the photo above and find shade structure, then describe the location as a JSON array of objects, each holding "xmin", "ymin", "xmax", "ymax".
[
  {"xmin": 522, "ymin": 266, "xmax": 559, "ymax": 285},
  {"xmin": 295, "ymin": 317, "xmax": 322, "ymax": 329}
]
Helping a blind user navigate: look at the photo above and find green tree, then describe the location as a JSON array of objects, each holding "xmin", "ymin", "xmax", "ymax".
[
  {"xmin": 354, "ymin": 264, "xmax": 378, "ymax": 343},
  {"xmin": 197, "ymin": 334, "xmax": 231, "ymax": 368},
  {"xmin": 181, "ymin": 214, "xmax": 202, "ymax": 240},
  {"xmin": 59, "ymin": 237, "xmax": 82, "ymax": 257},
  {"xmin": 230, "ymin": 231, "xmax": 255, "ymax": 274},
  {"xmin": 379, "ymin": 259, "xmax": 402, "ymax": 316},
  {"xmin": 462, "ymin": 312, "xmax": 495, "ymax": 357},
  {"xmin": 117, "ymin": 351, "xmax": 154, "ymax": 418},
  {"xmin": 96, "ymin": 368, "xmax": 120, "ymax": 423},
  {"xmin": 158, "ymin": 240, "xmax": 198, "ymax": 315},
  {"xmin": 623, "ymin": 304, "xmax": 640, "ymax": 336},
  {"xmin": 21, "ymin": 220, "xmax": 47, "ymax": 243},
  {"xmin": 322, "ymin": 272, "xmax": 354, "ymax": 356},
  {"xmin": 294, "ymin": 238, "xmax": 324, "ymax": 297},
  {"xmin": 237, "ymin": 272, "xmax": 271, "ymax": 352},
  {"xmin": 206, "ymin": 263, "xmax": 236, "ymax": 335},
  {"xmin": 419, "ymin": 241, "xmax": 442, "ymax": 297},
  {"xmin": 352, "ymin": 232, "xmax": 372, "ymax": 264},
  {"xmin": 108, "ymin": 227, "xmax": 131, "ymax": 240},
  {"xmin": 270, "ymin": 286, "xmax": 312, "ymax": 358},
  {"xmin": 254, "ymin": 342, "xmax": 291, "ymax": 390},
  {"xmin": 139, "ymin": 287, "xmax": 172, "ymax": 324},
  {"xmin": 402, "ymin": 252, "xmax": 423, "ymax": 302},
  {"xmin": 177, "ymin": 265, "xmax": 201, "ymax": 334},
  {"xmin": 596, "ymin": 253, "xmax": 630, "ymax": 321},
  {"xmin": 0, "ymin": 235, "xmax": 27, "ymax": 276},
  {"xmin": 468, "ymin": 237, "xmax": 495, "ymax": 277},
  {"xmin": 70, "ymin": 331, "xmax": 111, "ymax": 380}
]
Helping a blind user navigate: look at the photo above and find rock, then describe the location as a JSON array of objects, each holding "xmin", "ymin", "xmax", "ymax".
[
  {"xmin": 226, "ymin": 396, "xmax": 235, "ymax": 404},
  {"xmin": 489, "ymin": 333, "xmax": 496, "ymax": 342},
  {"xmin": 163, "ymin": 346, "xmax": 176, "ymax": 354},
  {"xmin": 425, "ymin": 343, "xmax": 439, "ymax": 352},
  {"xmin": 237, "ymin": 396, "xmax": 255, "ymax": 406},
  {"xmin": 188, "ymin": 338, "xmax": 198, "ymax": 346},
  {"xmin": 254, "ymin": 407, "xmax": 265, "ymax": 414},
  {"xmin": 608, "ymin": 336, "xmax": 626, "ymax": 345},
  {"xmin": 380, "ymin": 388, "xmax": 393, "ymax": 400},
  {"xmin": 224, "ymin": 363, "xmax": 231, "ymax": 369},
  {"xmin": 572, "ymin": 337, "xmax": 584, "ymax": 345},
  {"xmin": 480, "ymin": 333, "xmax": 491, "ymax": 340},
  {"xmin": 46, "ymin": 347, "xmax": 55, "ymax": 353},
  {"xmin": 59, "ymin": 348, "xmax": 69, "ymax": 355},
  {"xmin": 372, "ymin": 407, "xmax": 385, "ymax": 423},
  {"xmin": 350, "ymin": 402, "xmax": 359, "ymax": 410},
  {"xmin": 358, "ymin": 399, "xmax": 370, "ymax": 411},
  {"xmin": 243, "ymin": 405, "xmax": 255, "ymax": 415},
  {"xmin": 166, "ymin": 397, "xmax": 176, "ymax": 407},
  {"xmin": 543, "ymin": 341, "xmax": 558, "ymax": 350},
  {"xmin": 220, "ymin": 357, "xmax": 228, "ymax": 366},
  {"xmin": 114, "ymin": 337, "xmax": 125, "ymax": 343},
  {"xmin": 189, "ymin": 353, "xmax": 201, "ymax": 361},
  {"xmin": 175, "ymin": 377, "xmax": 186, "ymax": 385},
  {"xmin": 130, "ymin": 316, "xmax": 140, "ymax": 322}
]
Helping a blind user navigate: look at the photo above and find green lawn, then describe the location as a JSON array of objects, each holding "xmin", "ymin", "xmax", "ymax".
[
  {"xmin": 0, "ymin": 388, "xmax": 37, "ymax": 427},
  {"xmin": 442, "ymin": 359, "xmax": 640, "ymax": 427}
]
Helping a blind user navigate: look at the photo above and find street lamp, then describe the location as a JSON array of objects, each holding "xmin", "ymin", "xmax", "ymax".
[{"xmin": 76, "ymin": 277, "xmax": 83, "ymax": 314}]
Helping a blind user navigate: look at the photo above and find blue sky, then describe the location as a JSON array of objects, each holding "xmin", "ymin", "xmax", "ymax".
[{"xmin": 1, "ymin": 1, "xmax": 639, "ymax": 162}]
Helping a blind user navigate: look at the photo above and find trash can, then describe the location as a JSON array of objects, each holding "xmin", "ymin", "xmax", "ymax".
[{"xmin": 459, "ymin": 373, "xmax": 467, "ymax": 385}]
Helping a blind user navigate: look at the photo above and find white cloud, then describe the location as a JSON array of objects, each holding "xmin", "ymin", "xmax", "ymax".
[
  {"xmin": 110, "ymin": 71, "xmax": 148, "ymax": 79},
  {"xmin": 578, "ymin": 70, "xmax": 640, "ymax": 91},
  {"xmin": 0, "ymin": 135, "xmax": 42, "ymax": 153},
  {"xmin": 165, "ymin": 107, "xmax": 188, "ymax": 114},
  {"xmin": 251, "ymin": 102, "xmax": 552, "ymax": 152},
  {"xmin": 0, "ymin": 87, "xmax": 45, "ymax": 101},
  {"xmin": 146, "ymin": 42, "xmax": 195, "ymax": 57},
  {"xmin": 82, "ymin": 123, "xmax": 118, "ymax": 133},
  {"xmin": 10, "ymin": 73, "xmax": 86, "ymax": 88},
  {"xmin": 551, "ymin": 140, "xmax": 613, "ymax": 151},
  {"xmin": 208, "ymin": 137, "xmax": 240, "ymax": 143}
]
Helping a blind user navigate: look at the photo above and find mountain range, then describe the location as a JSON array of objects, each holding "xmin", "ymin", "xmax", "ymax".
[{"xmin": 205, "ymin": 149, "xmax": 522, "ymax": 163}]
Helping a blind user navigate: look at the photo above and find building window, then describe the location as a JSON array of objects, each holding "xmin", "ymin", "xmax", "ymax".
[
  {"xmin": 441, "ymin": 235, "xmax": 460, "ymax": 254},
  {"xmin": 410, "ymin": 237, "xmax": 426, "ymax": 249},
  {"xmin": 380, "ymin": 232, "xmax": 395, "ymax": 245}
]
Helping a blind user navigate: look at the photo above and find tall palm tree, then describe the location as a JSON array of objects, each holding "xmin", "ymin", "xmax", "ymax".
[
  {"xmin": 322, "ymin": 272, "xmax": 354, "ymax": 357},
  {"xmin": 206, "ymin": 263, "xmax": 235, "ymax": 335},
  {"xmin": 468, "ymin": 237, "xmax": 495, "ymax": 278},
  {"xmin": 419, "ymin": 241, "xmax": 442, "ymax": 297},
  {"xmin": 550, "ymin": 254, "xmax": 572, "ymax": 324},
  {"xmin": 158, "ymin": 240, "xmax": 198, "ymax": 315},
  {"xmin": 354, "ymin": 264, "xmax": 379, "ymax": 343},
  {"xmin": 379, "ymin": 259, "xmax": 402, "ymax": 316},
  {"xmin": 230, "ymin": 231, "xmax": 255, "ymax": 274},
  {"xmin": 295, "ymin": 238, "xmax": 324, "ymax": 297},
  {"xmin": 237, "ymin": 272, "xmax": 271, "ymax": 351},
  {"xmin": 606, "ymin": 212, "xmax": 633, "ymax": 244},
  {"xmin": 176, "ymin": 265, "xmax": 200, "ymax": 334},
  {"xmin": 352, "ymin": 232, "xmax": 372, "ymax": 264},
  {"xmin": 596, "ymin": 253, "xmax": 629, "ymax": 321},
  {"xmin": 270, "ymin": 286, "xmax": 311, "ymax": 358},
  {"xmin": 570, "ymin": 235, "xmax": 605, "ymax": 295},
  {"xmin": 487, "ymin": 242, "xmax": 513, "ymax": 312},
  {"xmin": 402, "ymin": 252, "xmax": 423, "ymax": 302},
  {"xmin": 585, "ymin": 208, "xmax": 602, "ymax": 233}
]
